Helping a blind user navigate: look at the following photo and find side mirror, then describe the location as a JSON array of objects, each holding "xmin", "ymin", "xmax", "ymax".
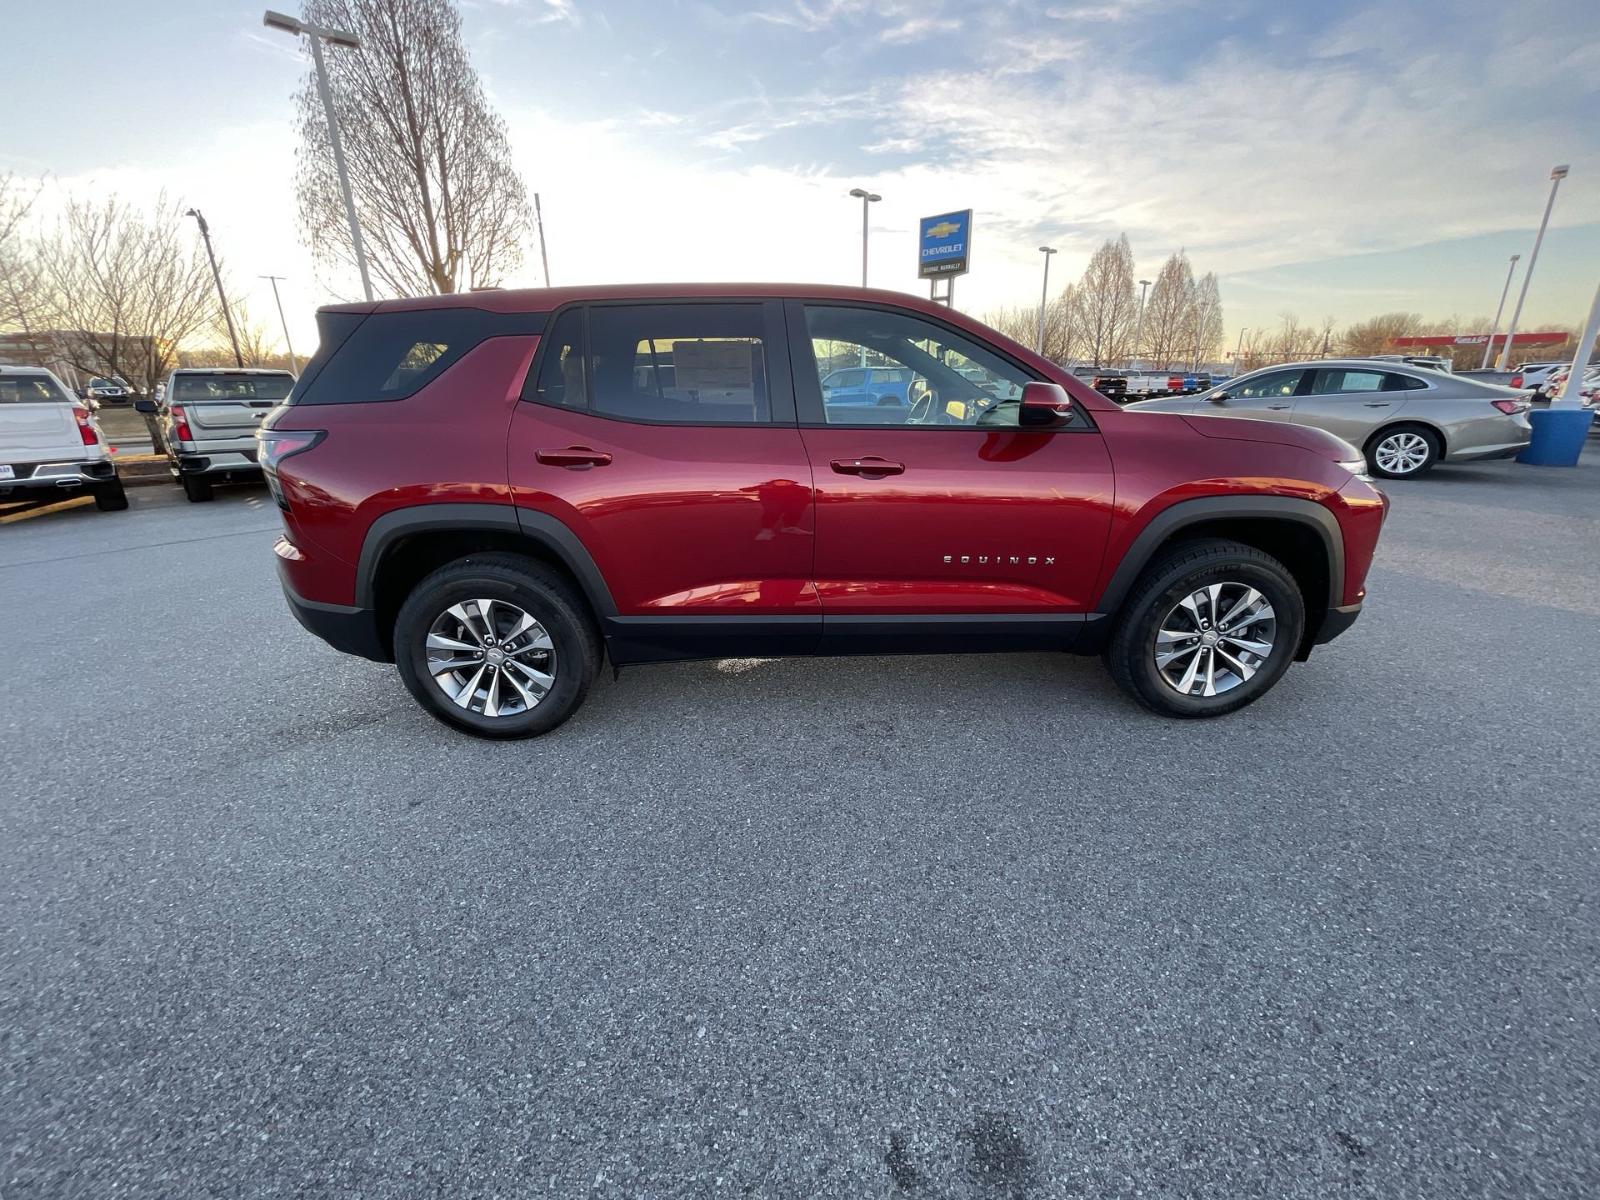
[
  {"xmin": 1019, "ymin": 382, "xmax": 1074, "ymax": 427},
  {"xmin": 133, "ymin": 398, "xmax": 158, "ymax": 414},
  {"xmin": 1207, "ymin": 391, "xmax": 1230, "ymax": 403}
]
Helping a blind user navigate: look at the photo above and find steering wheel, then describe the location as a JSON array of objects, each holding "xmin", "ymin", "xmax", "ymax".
[{"xmin": 907, "ymin": 383, "xmax": 938, "ymax": 424}]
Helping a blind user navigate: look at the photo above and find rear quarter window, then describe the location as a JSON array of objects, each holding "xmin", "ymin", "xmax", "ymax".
[
  {"xmin": 292, "ymin": 308, "xmax": 544, "ymax": 405},
  {"xmin": 0, "ymin": 376, "xmax": 71, "ymax": 404}
]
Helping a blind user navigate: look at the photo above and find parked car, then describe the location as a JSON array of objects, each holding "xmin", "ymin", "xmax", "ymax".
[
  {"xmin": 1128, "ymin": 359, "xmax": 1532, "ymax": 479},
  {"xmin": 84, "ymin": 376, "xmax": 134, "ymax": 404},
  {"xmin": 138, "ymin": 367, "xmax": 296, "ymax": 501},
  {"xmin": 1069, "ymin": 365, "xmax": 1128, "ymax": 402},
  {"xmin": 263, "ymin": 283, "xmax": 1387, "ymax": 737},
  {"xmin": 0, "ymin": 366, "xmax": 127, "ymax": 510},
  {"xmin": 820, "ymin": 365, "xmax": 915, "ymax": 409},
  {"xmin": 1362, "ymin": 354, "xmax": 1454, "ymax": 374},
  {"xmin": 1539, "ymin": 365, "xmax": 1600, "ymax": 404},
  {"xmin": 1507, "ymin": 362, "xmax": 1567, "ymax": 392},
  {"xmin": 1123, "ymin": 371, "xmax": 1185, "ymax": 399}
]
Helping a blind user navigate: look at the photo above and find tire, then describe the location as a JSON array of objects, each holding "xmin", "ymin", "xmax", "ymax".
[
  {"xmin": 181, "ymin": 474, "xmax": 214, "ymax": 502},
  {"xmin": 393, "ymin": 553, "xmax": 600, "ymax": 739},
  {"xmin": 1365, "ymin": 424, "xmax": 1440, "ymax": 479},
  {"xmin": 93, "ymin": 479, "xmax": 129, "ymax": 511},
  {"xmin": 1104, "ymin": 538, "xmax": 1305, "ymax": 719}
]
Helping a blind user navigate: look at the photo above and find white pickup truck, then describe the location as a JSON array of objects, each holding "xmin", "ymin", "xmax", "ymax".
[
  {"xmin": 0, "ymin": 365, "xmax": 127, "ymax": 510},
  {"xmin": 1121, "ymin": 370, "xmax": 1186, "ymax": 399},
  {"xmin": 138, "ymin": 367, "xmax": 296, "ymax": 501}
]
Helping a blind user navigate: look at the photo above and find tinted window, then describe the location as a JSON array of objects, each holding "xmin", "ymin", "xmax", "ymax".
[
  {"xmin": 294, "ymin": 308, "xmax": 543, "ymax": 405},
  {"xmin": 828, "ymin": 369, "xmax": 867, "ymax": 389},
  {"xmin": 1232, "ymin": 370, "xmax": 1305, "ymax": 399},
  {"xmin": 526, "ymin": 308, "xmax": 585, "ymax": 408},
  {"xmin": 172, "ymin": 373, "xmax": 295, "ymax": 402},
  {"xmin": 801, "ymin": 305, "xmax": 1039, "ymax": 428},
  {"xmin": 1398, "ymin": 374, "xmax": 1429, "ymax": 390},
  {"xmin": 0, "ymin": 376, "xmax": 72, "ymax": 404},
  {"xmin": 583, "ymin": 304, "xmax": 770, "ymax": 424}
]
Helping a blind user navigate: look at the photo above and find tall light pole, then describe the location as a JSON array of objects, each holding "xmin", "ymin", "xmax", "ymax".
[
  {"xmin": 1481, "ymin": 253, "xmax": 1521, "ymax": 369},
  {"xmin": 847, "ymin": 188, "xmax": 880, "ymax": 287},
  {"xmin": 264, "ymin": 10, "xmax": 374, "ymax": 302},
  {"xmin": 1036, "ymin": 246, "xmax": 1057, "ymax": 354},
  {"xmin": 260, "ymin": 275, "xmax": 299, "ymax": 373},
  {"xmin": 1497, "ymin": 164, "xmax": 1569, "ymax": 370},
  {"xmin": 187, "ymin": 209, "xmax": 243, "ymax": 368},
  {"xmin": 533, "ymin": 192, "xmax": 551, "ymax": 287},
  {"xmin": 1235, "ymin": 326, "xmax": 1248, "ymax": 371},
  {"xmin": 1131, "ymin": 278, "xmax": 1151, "ymax": 368}
]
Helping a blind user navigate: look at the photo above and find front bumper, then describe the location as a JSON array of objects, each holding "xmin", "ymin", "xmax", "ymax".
[{"xmin": 277, "ymin": 558, "xmax": 389, "ymax": 662}]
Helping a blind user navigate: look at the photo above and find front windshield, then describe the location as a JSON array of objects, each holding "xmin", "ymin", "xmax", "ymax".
[{"xmin": 172, "ymin": 373, "xmax": 295, "ymax": 402}]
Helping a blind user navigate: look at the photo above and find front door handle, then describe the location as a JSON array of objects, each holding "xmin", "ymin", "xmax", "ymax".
[
  {"xmin": 1266, "ymin": 403, "xmax": 1292, "ymax": 410},
  {"xmin": 1362, "ymin": 401, "xmax": 1392, "ymax": 407},
  {"xmin": 535, "ymin": 446, "xmax": 612, "ymax": 468},
  {"xmin": 831, "ymin": 457, "xmax": 904, "ymax": 477}
]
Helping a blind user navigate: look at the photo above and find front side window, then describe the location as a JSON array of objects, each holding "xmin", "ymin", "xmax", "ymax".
[
  {"xmin": 582, "ymin": 304, "xmax": 770, "ymax": 424},
  {"xmin": 1231, "ymin": 370, "xmax": 1306, "ymax": 399},
  {"xmin": 801, "ymin": 305, "xmax": 1037, "ymax": 428}
]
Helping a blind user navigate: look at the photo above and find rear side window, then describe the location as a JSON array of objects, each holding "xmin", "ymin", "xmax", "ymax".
[
  {"xmin": 0, "ymin": 376, "xmax": 71, "ymax": 404},
  {"xmin": 292, "ymin": 308, "xmax": 544, "ymax": 405},
  {"xmin": 530, "ymin": 303, "xmax": 773, "ymax": 425}
]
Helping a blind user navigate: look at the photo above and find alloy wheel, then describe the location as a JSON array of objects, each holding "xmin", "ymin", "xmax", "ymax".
[
  {"xmin": 1153, "ymin": 582, "xmax": 1277, "ymax": 698},
  {"xmin": 1374, "ymin": 431, "xmax": 1431, "ymax": 475},
  {"xmin": 425, "ymin": 598, "xmax": 556, "ymax": 718}
]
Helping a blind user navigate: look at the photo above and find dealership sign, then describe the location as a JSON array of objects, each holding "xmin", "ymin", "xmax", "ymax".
[
  {"xmin": 1390, "ymin": 332, "xmax": 1569, "ymax": 348},
  {"xmin": 918, "ymin": 210, "xmax": 972, "ymax": 279}
]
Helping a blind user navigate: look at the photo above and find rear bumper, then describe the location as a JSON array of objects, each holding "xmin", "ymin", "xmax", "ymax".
[
  {"xmin": 278, "ymin": 561, "xmax": 389, "ymax": 662},
  {"xmin": 175, "ymin": 447, "xmax": 261, "ymax": 479},
  {"xmin": 0, "ymin": 459, "xmax": 117, "ymax": 497},
  {"xmin": 1313, "ymin": 601, "xmax": 1362, "ymax": 645}
]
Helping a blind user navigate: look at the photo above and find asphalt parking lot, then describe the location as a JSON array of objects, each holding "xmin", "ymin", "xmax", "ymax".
[{"xmin": 3, "ymin": 462, "xmax": 1598, "ymax": 1199}]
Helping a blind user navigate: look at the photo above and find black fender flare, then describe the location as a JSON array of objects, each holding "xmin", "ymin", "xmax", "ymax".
[
  {"xmin": 354, "ymin": 503, "xmax": 617, "ymax": 617},
  {"xmin": 1094, "ymin": 495, "xmax": 1344, "ymax": 616}
]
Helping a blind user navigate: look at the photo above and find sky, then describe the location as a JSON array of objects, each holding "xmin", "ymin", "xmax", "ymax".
[{"xmin": 5, "ymin": 0, "xmax": 1598, "ymax": 358}]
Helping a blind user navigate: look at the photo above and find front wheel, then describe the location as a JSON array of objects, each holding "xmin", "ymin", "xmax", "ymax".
[
  {"xmin": 393, "ymin": 554, "xmax": 600, "ymax": 739},
  {"xmin": 1105, "ymin": 538, "xmax": 1305, "ymax": 718},
  {"xmin": 1366, "ymin": 424, "xmax": 1439, "ymax": 479}
]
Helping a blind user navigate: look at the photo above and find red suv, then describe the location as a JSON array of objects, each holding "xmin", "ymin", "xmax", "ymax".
[{"xmin": 261, "ymin": 284, "xmax": 1387, "ymax": 738}]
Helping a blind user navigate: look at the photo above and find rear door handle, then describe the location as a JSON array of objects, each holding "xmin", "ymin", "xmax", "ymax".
[
  {"xmin": 831, "ymin": 457, "xmax": 904, "ymax": 477},
  {"xmin": 1362, "ymin": 401, "xmax": 1392, "ymax": 407},
  {"xmin": 535, "ymin": 446, "xmax": 612, "ymax": 468},
  {"xmin": 1266, "ymin": 403, "xmax": 1292, "ymax": 410}
]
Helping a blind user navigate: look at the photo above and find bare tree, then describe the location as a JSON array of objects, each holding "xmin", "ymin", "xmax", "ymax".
[
  {"xmin": 295, "ymin": 0, "xmax": 531, "ymax": 297},
  {"xmin": 1183, "ymin": 272, "xmax": 1224, "ymax": 369},
  {"xmin": 1073, "ymin": 235, "xmax": 1137, "ymax": 366},
  {"xmin": 981, "ymin": 287, "xmax": 1081, "ymax": 364},
  {"xmin": 1339, "ymin": 312, "xmax": 1422, "ymax": 357},
  {"xmin": 1142, "ymin": 251, "xmax": 1193, "ymax": 369},
  {"xmin": 0, "ymin": 174, "xmax": 54, "ymax": 365},
  {"xmin": 35, "ymin": 193, "xmax": 217, "ymax": 397}
]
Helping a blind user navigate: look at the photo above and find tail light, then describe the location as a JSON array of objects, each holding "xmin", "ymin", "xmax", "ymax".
[
  {"xmin": 257, "ymin": 428, "xmax": 325, "ymax": 510},
  {"xmin": 1491, "ymin": 399, "xmax": 1525, "ymax": 414},
  {"xmin": 72, "ymin": 407, "xmax": 99, "ymax": 446},
  {"xmin": 1508, "ymin": 373, "xmax": 1523, "ymax": 388},
  {"xmin": 170, "ymin": 404, "xmax": 194, "ymax": 441}
]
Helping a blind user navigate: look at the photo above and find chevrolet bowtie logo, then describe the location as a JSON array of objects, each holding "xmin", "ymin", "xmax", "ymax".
[{"xmin": 926, "ymin": 221, "xmax": 961, "ymax": 238}]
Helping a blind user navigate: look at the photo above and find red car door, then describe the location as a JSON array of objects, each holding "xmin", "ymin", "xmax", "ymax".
[
  {"xmin": 785, "ymin": 300, "xmax": 1114, "ymax": 651},
  {"xmin": 506, "ymin": 301, "xmax": 818, "ymax": 658}
]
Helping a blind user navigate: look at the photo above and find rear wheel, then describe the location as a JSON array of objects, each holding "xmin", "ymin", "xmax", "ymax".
[
  {"xmin": 1366, "ymin": 424, "xmax": 1439, "ymax": 479},
  {"xmin": 93, "ymin": 479, "xmax": 129, "ymax": 511},
  {"xmin": 1105, "ymin": 538, "xmax": 1305, "ymax": 718},
  {"xmin": 393, "ymin": 554, "xmax": 600, "ymax": 739},
  {"xmin": 181, "ymin": 474, "xmax": 214, "ymax": 502}
]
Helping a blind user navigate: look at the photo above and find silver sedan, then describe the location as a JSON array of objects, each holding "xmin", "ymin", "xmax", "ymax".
[{"xmin": 1127, "ymin": 359, "xmax": 1532, "ymax": 478}]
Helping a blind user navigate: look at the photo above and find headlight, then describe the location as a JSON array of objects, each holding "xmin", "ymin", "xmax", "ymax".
[{"xmin": 1337, "ymin": 458, "xmax": 1371, "ymax": 479}]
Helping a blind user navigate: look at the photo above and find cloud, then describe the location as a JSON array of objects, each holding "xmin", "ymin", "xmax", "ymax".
[{"xmin": 879, "ymin": 15, "xmax": 961, "ymax": 44}]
